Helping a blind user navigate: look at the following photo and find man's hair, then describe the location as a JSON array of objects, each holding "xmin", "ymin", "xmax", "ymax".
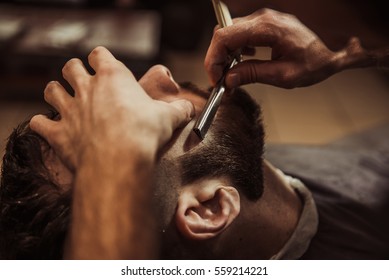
[
  {"xmin": 0, "ymin": 111, "xmax": 71, "ymax": 259},
  {"xmin": 0, "ymin": 84, "xmax": 264, "ymax": 259}
]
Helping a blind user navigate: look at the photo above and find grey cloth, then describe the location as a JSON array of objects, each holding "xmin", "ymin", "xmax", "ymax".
[{"xmin": 265, "ymin": 123, "xmax": 389, "ymax": 259}]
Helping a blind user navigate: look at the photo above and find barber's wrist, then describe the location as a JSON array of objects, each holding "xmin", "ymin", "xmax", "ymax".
[
  {"xmin": 69, "ymin": 148, "xmax": 156, "ymax": 259},
  {"xmin": 79, "ymin": 142, "xmax": 156, "ymax": 176},
  {"xmin": 79, "ymin": 134, "xmax": 157, "ymax": 165}
]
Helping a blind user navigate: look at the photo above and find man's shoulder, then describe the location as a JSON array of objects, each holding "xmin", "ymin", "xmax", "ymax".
[
  {"xmin": 266, "ymin": 123, "xmax": 389, "ymax": 259},
  {"xmin": 265, "ymin": 122, "xmax": 389, "ymax": 202}
]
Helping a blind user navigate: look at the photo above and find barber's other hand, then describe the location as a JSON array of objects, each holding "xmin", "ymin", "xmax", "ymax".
[
  {"xmin": 205, "ymin": 8, "xmax": 362, "ymax": 89},
  {"xmin": 30, "ymin": 46, "xmax": 194, "ymax": 170}
]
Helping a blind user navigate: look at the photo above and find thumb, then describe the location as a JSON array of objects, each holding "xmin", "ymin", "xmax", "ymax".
[
  {"xmin": 167, "ymin": 99, "xmax": 196, "ymax": 130},
  {"xmin": 225, "ymin": 59, "xmax": 285, "ymax": 88}
]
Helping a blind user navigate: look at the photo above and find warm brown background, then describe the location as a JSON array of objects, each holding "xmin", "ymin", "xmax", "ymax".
[{"xmin": 1, "ymin": 0, "xmax": 388, "ymax": 169}]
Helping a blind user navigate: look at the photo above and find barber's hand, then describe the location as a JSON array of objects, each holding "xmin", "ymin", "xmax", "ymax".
[
  {"xmin": 30, "ymin": 46, "xmax": 194, "ymax": 170},
  {"xmin": 205, "ymin": 8, "xmax": 361, "ymax": 89}
]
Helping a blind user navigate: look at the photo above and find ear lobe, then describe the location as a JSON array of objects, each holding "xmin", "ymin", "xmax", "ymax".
[{"xmin": 175, "ymin": 185, "xmax": 240, "ymax": 240}]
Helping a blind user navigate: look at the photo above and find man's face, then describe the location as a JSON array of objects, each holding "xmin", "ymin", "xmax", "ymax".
[
  {"xmin": 139, "ymin": 65, "xmax": 213, "ymax": 230},
  {"xmin": 139, "ymin": 65, "xmax": 211, "ymax": 158},
  {"xmin": 44, "ymin": 63, "xmax": 265, "ymax": 219}
]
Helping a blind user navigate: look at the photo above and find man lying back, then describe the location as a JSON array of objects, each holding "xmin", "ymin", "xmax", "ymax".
[{"xmin": 1, "ymin": 47, "xmax": 388, "ymax": 259}]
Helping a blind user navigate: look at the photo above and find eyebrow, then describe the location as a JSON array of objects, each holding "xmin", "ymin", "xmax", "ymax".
[{"xmin": 178, "ymin": 82, "xmax": 211, "ymax": 100}]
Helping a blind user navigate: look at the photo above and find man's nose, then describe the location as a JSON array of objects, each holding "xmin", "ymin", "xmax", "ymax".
[{"xmin": 139, "ymin": 65, "xmax": 180, "ymax": 100}]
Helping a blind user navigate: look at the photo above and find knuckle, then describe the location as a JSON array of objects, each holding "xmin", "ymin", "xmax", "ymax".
[
  {"xmin": 62, "ymin": 58, "xmax": 81, "ymax": 74},
  {"xmin": 213, "ymin": 27, "xmax": 227, "ymax": 43},
  {"xmin": 149, "ymin": 64, "xmax": 170, "ymax": 76},
  {"xmin": 44, "ymin": 81, "xmax": 58, "ymax": 100},
  {"xmin": 259, "ymin": 8, "xmax": 275, "ymax": 17},
  {"xmin": 89, "ymin": 46, "xmax": 106, "ymax": 58},
  {"xmin": 29, "ymin": 115, "xmax": 41, "ymax": 130},
  {"xmin": 259, "ymin": 8, "xmax": 286, "ymax": 24},
  {"xmin": 262, "ymin": 8, "xmax": 272, "ymax": 15},
  {"xmin": 261, "ymin": 11, "xmax": 274, "ymax": 22}
]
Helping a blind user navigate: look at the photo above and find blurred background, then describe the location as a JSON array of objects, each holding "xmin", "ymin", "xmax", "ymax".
[{"xmin": 0, "ymin": 0, "xmax": 388, "ymax": 163}]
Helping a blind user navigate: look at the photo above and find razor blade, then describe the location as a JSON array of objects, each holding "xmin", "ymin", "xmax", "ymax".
[{"xmin": 193, "ymin": 0, "xmax": 240, "ymax": 139}]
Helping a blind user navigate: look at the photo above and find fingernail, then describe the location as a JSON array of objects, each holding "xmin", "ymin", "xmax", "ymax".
[{"xmin": 227, "ymin": 73, "xmax": 240, "ymax": 88}]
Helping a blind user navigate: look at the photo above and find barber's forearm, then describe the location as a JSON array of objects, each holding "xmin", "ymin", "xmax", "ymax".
[
  {"xmin": 64, "ymin": 149, "xmax": 157, "ymax": 260},
  {"xmin": 335, "ymin": 37, "xmax": 389, "ymax": 72}
]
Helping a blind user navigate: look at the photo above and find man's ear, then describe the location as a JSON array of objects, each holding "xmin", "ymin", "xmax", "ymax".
[{"xmin": 175, "ymin": 181, "xmax": 240, "ymax": 240}]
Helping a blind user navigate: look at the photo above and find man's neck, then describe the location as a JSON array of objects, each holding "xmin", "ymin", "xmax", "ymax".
[{"xmin": 228, "ymin": 160, "xmax": 303, "ymax": 259}]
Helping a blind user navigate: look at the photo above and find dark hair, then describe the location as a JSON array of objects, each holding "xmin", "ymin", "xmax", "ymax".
[
  {"xmin": 179, "ymin": 86, "xmax": 265, "ymax": 200},
  {"xmin": 0, "ymin": 112, "xmax": 71, "ymax": 259}
]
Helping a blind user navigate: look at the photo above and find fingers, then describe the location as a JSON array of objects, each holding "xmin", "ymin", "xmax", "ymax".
[
  {"xmin": 88, "ymin": 46, "xmax": 137, "ymax": 84},
  {"xmin": 225, "ymin": 59, "xmax": 297, "ymax": 89},
  {"xmin": 62, "ymin": 58, "xmax": 91, "ymax": 92},
  {"xmin": 166, "ymin": 99, "xmax": 195, "ymax": 130},
  {"xmin": 29, "ymin": 114, "xmax": 59, "ymax": 143},
  {"xmin": 44, "ymin": 81, "xmax": 72, "ymax": 113},
  {"xmin": 88, "ymin": 46, "xmax": 117, "ymax": 71},
  {"xmin": 205, "ymin": 21, "xmax": 276, "ymax": 85},
  {"xmin": 205, "ymin": 9, "xmax": 286, "ymax": 85},
  {"xmin": 139, "ymin": 65, "xmax": 180, "ymax": 98}
]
